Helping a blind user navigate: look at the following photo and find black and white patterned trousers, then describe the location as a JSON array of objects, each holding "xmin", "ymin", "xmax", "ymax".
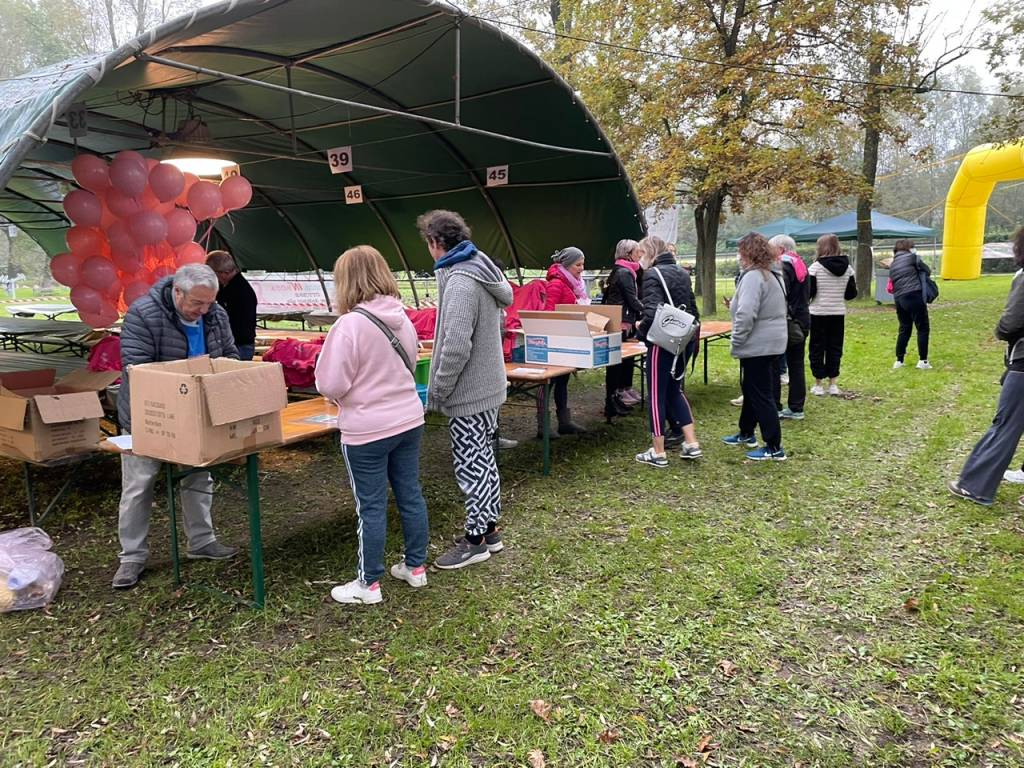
[{"xmin": 449, "ymin": 408, "xmax": 502, "ymax": 536}]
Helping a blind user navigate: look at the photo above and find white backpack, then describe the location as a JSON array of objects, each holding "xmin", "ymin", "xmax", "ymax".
[{"xmin": 645, "ymin": 267, "xmax": 698, "ymax": 359}]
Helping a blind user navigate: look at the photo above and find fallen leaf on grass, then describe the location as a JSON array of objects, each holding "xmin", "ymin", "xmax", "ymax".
[
  {"xmin": 598, "ymin": 728, "xmax": 621, "ymax": 744},
  {"xmin": 717, "ymin": 659, "xmax": 738, "ymax": 677},
  {"xmin": 528, "ymin": 749, "xmax": 546, "ymax": 768},
  {"xmin": 736, "ymin": 722, "xmax": 758, "ymax": 733},
  {"xmin": 445, "ymin": 702, "xmax": 461, "ymax": 718},
  {"xmin": 676, "ymin": 758, "xmax": 699, "ymax": 767},
  {"xmin": 530, "ymin": 700, "xmax": 552, "ymax": 723},
  {"xmin": 904, "ymin": 597, "xmax": 920, "ymax": 612},
  {"xmin": 696, "ymin": 734, "xmax": 718, "ymax": 753}
]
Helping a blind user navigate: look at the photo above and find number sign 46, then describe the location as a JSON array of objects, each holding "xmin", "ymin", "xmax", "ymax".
[
  {"xmin": 344, "ymin": 185, "xmax": 363, "ymax": 205},
  {"xmin": 326, "ymin": 146, "xmax": 353, "ymax": 174}
]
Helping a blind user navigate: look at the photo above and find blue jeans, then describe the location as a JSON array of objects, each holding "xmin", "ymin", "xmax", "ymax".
[
  {"xmin": 340, "ymin": 426, "xmax": 429, "ymax": 585},
  {"xmin": 236, "ymin": 344, "xmax": 255, "ymax": 361}
]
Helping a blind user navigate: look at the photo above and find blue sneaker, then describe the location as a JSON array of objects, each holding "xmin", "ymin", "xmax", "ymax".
[
  {"xmin": 722, "ymin": 433, "xmax": 757, "ymax": 447},
  {"xmin": 747, "ymin": 446, "xmax": 786, "ymax": 461}
]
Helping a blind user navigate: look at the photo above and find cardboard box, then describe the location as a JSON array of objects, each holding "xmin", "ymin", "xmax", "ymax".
[
  {"xmin": 519, "ymin": 307, "xmax": 623, "ymax": 368},
  {"xmin": 129, "ymin": 356, "xmax": 287, "ymax": 466},
  {"xmin": 0, "ymin": 368, "xmax": 121, "ymax": 462}
]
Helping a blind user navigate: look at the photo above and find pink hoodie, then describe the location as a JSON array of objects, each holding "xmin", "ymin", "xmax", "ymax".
[{"xmin": 314, "ymin": 296, "xmax": 424, "ymax": 446}]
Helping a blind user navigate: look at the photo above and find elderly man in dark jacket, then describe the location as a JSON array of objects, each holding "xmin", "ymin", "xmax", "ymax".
[{"xmin": 112, "ymin": 264, "xmax": 240, "ymax": 589}]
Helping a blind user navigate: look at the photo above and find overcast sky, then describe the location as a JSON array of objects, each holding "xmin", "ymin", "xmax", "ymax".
[{"xmin": 920, "ymin": 0, "xmax": 996, "ymax": 82}]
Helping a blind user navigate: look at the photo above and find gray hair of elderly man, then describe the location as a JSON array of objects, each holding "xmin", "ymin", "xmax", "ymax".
[
  {"xmin": 768, "ymin": 234, "xmax": 797, "ymax": 253},
  {"xmin": 173, "ymin": 263, "xmax": 219, "ymax": 294}
]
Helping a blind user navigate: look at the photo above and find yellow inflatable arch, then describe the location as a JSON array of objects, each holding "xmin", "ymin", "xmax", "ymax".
[{"xmin": 942, "ymin": 139, "xmax": 1024, "ymax": 279}]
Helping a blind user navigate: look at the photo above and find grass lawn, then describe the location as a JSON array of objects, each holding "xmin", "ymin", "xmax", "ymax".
[{"xmin": 1, "ymin": 277, "xmax": 1023, "ymax": 767}]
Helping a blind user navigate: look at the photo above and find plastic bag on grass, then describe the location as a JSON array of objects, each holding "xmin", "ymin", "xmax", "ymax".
[{"xmin": 0, "ymin": 527, "xmax": 64, "ymax": 613}]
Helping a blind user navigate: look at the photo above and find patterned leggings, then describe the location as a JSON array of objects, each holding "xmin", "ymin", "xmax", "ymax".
[{"xmin": 449, "ymin": 408, "xmax": 502, "ymax": 536}]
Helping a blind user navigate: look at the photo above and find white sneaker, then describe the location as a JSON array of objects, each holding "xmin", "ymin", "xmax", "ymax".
[
  {"xmin": 810, "ymin": 384, "xmax": 826, "ymax": 396},
  {"xmin": 780, "ymin": 373, "xmax": 790, "ymax": 386},
  {"xmin": 730, "ymin": 395, "xmax": 744, "ymax": 406},
  {"xmin": 916, "ymin": 360, "xmax": 932, "ymax": 370},
  {"xmin": 390, "ymin": 560, "xmax": 428, "ymax": 588},
  {"xmin": 330, "ymin": 579, "xmax": 382, "ymax": 605},
  {"xmin": 893, "ymin": 360, "xmax": 904, "ymax": 369},
  {"xmin": 1004, "ymin": 469, "xmax": 1024, "ymax": 484},
  {"xmin": 827, "ymin": 384, "xmax": 842, "ymax": 396}
]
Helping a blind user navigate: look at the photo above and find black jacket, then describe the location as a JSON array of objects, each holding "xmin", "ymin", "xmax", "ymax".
[
  {"xmin": 638, "ymin": 253, "xmax": 699, "ymax": 341},
  {"xmin": 889, "ymin": 250, "xmax": 929, "ymax": 299},
  {"xmin": 118, "ymin": 277, "xmax": 239, "ymax": 432},
  {"xmin": 216, "ymin": 272, "xmax": 258, "ymax": 346},
  {"xmin": 782, "ymin": 258, "xmax": 811, "ymax": 329},
  {"xmin": 997, "ymin": 270, "xmax": 1024, "ymax": 366},
  {"xmin": 602, "ymin": 263, "xmax": 644, "ymax": 325}
]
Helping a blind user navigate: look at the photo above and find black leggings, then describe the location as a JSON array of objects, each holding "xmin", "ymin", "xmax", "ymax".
[
  {"xmin": 808, "ymin": 314, "xmax": 845, "ymax": 380},
  {"xmin": 739, "ymin": 355, "xmax": 782, "ymax": 450},
  {"xmin": 895, "ymin": 292, "xmax": 930, "ymax": 362}
]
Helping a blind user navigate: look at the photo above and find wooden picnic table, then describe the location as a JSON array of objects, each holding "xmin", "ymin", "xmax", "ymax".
[
  {"xmin": 0, "ymin": 350, "xmax": 88, "ymax": 376},
  {"xmin": 9, "ymin": 304, "xmax": 78, "ymax": 320},
  {"xmin": 99, "ymin": 399, "xmax": 340, "ymax": 608}
]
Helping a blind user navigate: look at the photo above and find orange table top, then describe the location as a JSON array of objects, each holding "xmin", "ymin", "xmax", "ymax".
[{"xmin": 700, "ymin": 320, "xmax": 732, "ymax": 338}]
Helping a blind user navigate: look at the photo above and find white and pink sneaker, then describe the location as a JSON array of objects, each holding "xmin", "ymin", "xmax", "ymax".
[
  {"xmin": 330, "ymin": 579, "xmax": 382, "ymax": 605},
  {"xmin": 390, "ymin": 560, "xmax": 428, "ymax": 588}
]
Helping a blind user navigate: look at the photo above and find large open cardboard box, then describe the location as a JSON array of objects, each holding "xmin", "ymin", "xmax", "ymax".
[
  {"xmin": 519, "ymin": 305, "xmax": 623, "ymax": 368},
  {"xmin": 0, "ymin": 368, "xmax": 121, "ymax": 462},
  {"xmin": 129, "ymin": 357, "xmax": 287, "ymax": 466}
]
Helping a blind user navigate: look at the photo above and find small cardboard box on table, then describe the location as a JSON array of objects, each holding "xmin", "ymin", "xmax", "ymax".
[
  {"xmin": 0, "ymin": 368, "xmax": 121, "ymax": 462},
  {"xmin": 129, "ymin": 356, "xmax": 287, "ymax": 467},
  {"xmin": 519, "ymin": 305, "xmax": 623, "ymax": 368}
]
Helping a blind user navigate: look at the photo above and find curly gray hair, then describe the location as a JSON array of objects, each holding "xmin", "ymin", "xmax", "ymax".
[{"xmin": 172, "ymin": 263, "xmax": 219, "ymax": 294}]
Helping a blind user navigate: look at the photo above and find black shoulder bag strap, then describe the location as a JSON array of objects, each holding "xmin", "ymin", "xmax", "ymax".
[{"xmin": 351, "ymin": 308, "xmax": 416, "ymax": 377}]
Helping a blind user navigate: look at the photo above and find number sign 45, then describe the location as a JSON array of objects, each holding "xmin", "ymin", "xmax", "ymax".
[{"xmin": 486, "ymin": 165, "xmax": 509, "ymax": 187}]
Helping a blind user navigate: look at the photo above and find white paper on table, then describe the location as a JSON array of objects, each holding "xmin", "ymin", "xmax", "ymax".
[
  {"xmin": 509, "ymin": 367, "xmax": 544, "ymax": 376},
  {"xmin": 106, "ymin": 434, "xmax": 133, "ymax": 450}
]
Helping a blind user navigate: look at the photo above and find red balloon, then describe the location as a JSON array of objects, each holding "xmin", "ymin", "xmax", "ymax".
[
  {"xmin": 64, "ymin": 190, "xmax": 102, "ymax": 227},
  {"xmin": 50, "ymin": 252, "xmax": 83, "ymax": 287},
  {"xmin": 70, "ymin": 284, "xmax": 104, "ymax": 314},
  {"xmin": 145, "ymin": 158, "xmax": 160, "ymax": 171},
  {"xmin": 81, "ymin": 255, "xmax": 119, "ymax": 291},
  {"xmin": 174, "ymin": 241, "xmax": 207, "ymax": 266},
  {"xmin": 71, "ymin": 155, "xmax": 110, "ymax": 193},
  {"xmin": 101, "ymin": 277, "xmax": 123, "ymax": 300},
  {"xmin": 152, "ymin": 264, "xmax": 175, "ymax": 280},
  {"xmin": 112, "ymin": 249, "xmax": 143, "ymax": 274},
  {"xmin": 66, "ymin": 226, "xmax": 105, "ymax": 257},
  {"xmin": 114, "ymin": 150, "xmax": 147, "ymax": 167},
  {"xmin": 79, "ymin": 302, "xmax": 120, "ymax": 330},
  {"xmin": 220, "ymin": 175, "xmax": 253, "ymax": 211},
  {"xmin": 122, "ymin": 280, "xmax": 150, "ymax": 306},
  {"xmin": 175, "ymin": 173, "xmax": 200, "ymax": 207},
  {"xmin": 106, "ymin": 187, "xmax": 143, "ymax": 219},
  {"xmin": 187, "ymin": 181, "xmax": 222, "ymax": 221},
  {"xmin": 149, "ymin": 163, "xmax": 185, "ymax": 203},
  {"xmin": 165, "ymin": 208, "xmax": 197, "ymax": 246},
  {"xmin": 129, "ymin": 210, "xmax": 168, "ymax": 245},
  {"xmin": 109, "ymin": 155, "xmax": 148, "ymax": 198}
]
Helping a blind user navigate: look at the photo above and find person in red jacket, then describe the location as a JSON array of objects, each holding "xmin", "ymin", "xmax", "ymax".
[{"xmin": 536, "ymin": 246, "xmax": 589, "ymax": 437}]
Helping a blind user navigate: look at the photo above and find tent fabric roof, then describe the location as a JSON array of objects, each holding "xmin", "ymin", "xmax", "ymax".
[
  {"xmin": 725, "ymin": 216, "xmax": 812, "ymax": 247},
  {"xmin": 791, "ymin": 211, "xmax": 936, "ymax": 243},
  {"xmin": 0, "ymin": 0, "xmax": 644, "ymax": 278}
]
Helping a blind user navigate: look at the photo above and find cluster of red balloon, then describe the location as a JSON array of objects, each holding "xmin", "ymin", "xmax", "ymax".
[{"xmin": 57, "ymin": 151, "xmax": 253, "ymax": 328}]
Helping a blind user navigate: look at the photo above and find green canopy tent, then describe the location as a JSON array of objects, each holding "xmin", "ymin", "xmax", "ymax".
[
  {"xmin": 791, "ymin": 211, "xmax": 936, "ymax": 242},
  {"xmin": 725, "ymin": 216, "xmax": 812, "ymax": 248},
  {"xmin": 0, "ymin": 0, "xmax": 644, "ymax": 303}
]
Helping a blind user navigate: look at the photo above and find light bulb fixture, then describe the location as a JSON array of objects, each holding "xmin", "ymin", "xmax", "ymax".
[
  {"xmin": 163, "ymin": 156, "xmax": 237, "ymax": 177},
  {"xmin": 161, "ymin": 115, "xmax": 232, "ymax": 177}
]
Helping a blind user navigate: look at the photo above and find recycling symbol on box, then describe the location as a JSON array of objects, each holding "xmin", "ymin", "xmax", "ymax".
[{"xmin": 179, "ymin": 384, "xmax": 189, "ymax": 395}]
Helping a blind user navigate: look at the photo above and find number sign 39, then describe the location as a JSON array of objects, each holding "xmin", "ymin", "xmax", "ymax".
[
  {"xmin": 344, "ymin": 185, "xmax": 363, "ymax": 205},
  {"xmin": 486, "ymin": 165, "xmax": 509, "ymax": 187},
  {"xmin": 326, "ymin": 146, "xmax": 353, "ymax": 174}
]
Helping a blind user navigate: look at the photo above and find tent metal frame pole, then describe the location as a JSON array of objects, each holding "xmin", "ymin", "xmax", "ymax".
[
  {"xmin": 255, "ymin": 189, "xmax": 331, "ymax": 306},
  {"xmin": 136, "ymin": 53, "xmax": 614, "ymax": 159},
  {"xmin": 454, "ymin": 21, "xmax": 461, "ymax": 126}
]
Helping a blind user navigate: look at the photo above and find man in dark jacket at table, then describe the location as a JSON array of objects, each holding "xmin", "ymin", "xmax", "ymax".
[
  {"xmin": 207, "ymin": 249, "xmax": 257, "ymax": 360},
  {"xmin": 112, "ymin": 264, "xmax": 240, "ymax": 589}
]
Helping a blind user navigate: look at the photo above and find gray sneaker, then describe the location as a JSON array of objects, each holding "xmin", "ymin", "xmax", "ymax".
[
  {"xmin": 452, "ymin": 529, "xmax": 504, "ymax": 553},
  {"xmin": 112, "ymin": 561, "xmax": 145, "ymax": 589},
  {"xmin": 435, "ymin": 537, "xmax": 491, "ymax": 570},
  {"xmin": 186, "ymin": 541, "xmax": 239, "ymax": 560},
  {"xmin": 680, "ymin": 443, "xmax": 703, "ymax": 460}
]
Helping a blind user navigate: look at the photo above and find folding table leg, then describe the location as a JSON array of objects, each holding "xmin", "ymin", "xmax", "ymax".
[
  {"xmin": 703, "ymin": 338, "xmax": 710, "ymax": 385},
  {"xmin": 246, "ymin": 454, "xmax": 265, "ymax": 609},
  {"xmin": 166, "ymin": 463, "xmax": 182, "ymax": 586},
  {"xmin": 542, "ymin": 382, "xmax": 552, "ymax": 476},
  {"xmin": 23, "ymin": 463, "xmax": 37, "ymax": 527}
]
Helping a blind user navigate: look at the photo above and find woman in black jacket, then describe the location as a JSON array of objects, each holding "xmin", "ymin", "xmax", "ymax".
[
  {"xmin": 769, "ymin": 235, "xmax": 811, "ymax": 419},
  {"xmin": 888, "ymin": 239, "xmax": 932, "ymax": 369},
  {"xmin": 634, "ymin": 235, "xmax": 702, "ymax": 467},
  {"xmin": 602, "ymin": 238, "xmax": 643, "ymax": 419},
  {"xmin": 949, "ymin": 226, "xmax": 1024, "ymax": 506}
]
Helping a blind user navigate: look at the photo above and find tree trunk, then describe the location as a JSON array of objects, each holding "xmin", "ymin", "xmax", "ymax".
[
  {"xmin": 856, "ymin": 55, "xmax": 883, "ymax": 297},
  {"xmin": 104, "ymin": 0, "xmax": 118, "ymax": 47},
  {"xmin": 694, "ymin": 189, "xmax": 726, "ymax": 317}
]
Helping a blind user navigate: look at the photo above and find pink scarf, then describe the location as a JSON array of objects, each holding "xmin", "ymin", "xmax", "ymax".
[
  {"xmin": 557, "ymin": 264, "xmax": 591, "ymax": 304},
  {"xmin": 615, "ymin": 258, "xmax": 640, "ymax": 276},
  {"xmin": 781, "ymin": 251, "xmax": 808, "ymax": 282}
]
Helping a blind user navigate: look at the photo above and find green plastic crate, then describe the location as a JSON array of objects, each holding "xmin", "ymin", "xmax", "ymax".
[{"xmin": 414, "ymin": 357, "xmax": 431, "ymax": 386}]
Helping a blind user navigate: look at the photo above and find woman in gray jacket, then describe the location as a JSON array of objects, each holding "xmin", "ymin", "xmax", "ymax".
[{"xmin": 722, "ymin": 232, "xmax": 788, "ymax": 460}]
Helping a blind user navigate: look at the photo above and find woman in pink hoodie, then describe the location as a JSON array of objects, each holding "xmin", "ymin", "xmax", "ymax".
[{"xmin": 314, "ymin": 245, "xmax": 429, "ymax": 606}]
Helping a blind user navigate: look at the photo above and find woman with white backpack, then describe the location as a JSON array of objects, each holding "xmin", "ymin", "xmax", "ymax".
[{"xmin": 634, "ymin": 235, "xmax": 702, "ymax": 468}]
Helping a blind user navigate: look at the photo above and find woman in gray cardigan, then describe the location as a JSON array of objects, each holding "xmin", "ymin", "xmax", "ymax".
[{"xmin": 722, "ymin": 233, "xmax": 788, "ymax": 460}]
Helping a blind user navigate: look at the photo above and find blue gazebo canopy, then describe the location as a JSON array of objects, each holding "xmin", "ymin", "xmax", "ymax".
[{"xmin": 792, "ymin": 211, "xmax": 936, "ymax": 243}]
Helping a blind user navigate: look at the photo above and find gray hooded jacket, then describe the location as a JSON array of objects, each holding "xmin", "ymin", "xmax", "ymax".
[
  {"xmin": 730, "ymin": 265, "xmax": 787, "ymax": 359},
  {"xmin": 429, "ymin": 250, "xmax": 513, "ymax": 417}
]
